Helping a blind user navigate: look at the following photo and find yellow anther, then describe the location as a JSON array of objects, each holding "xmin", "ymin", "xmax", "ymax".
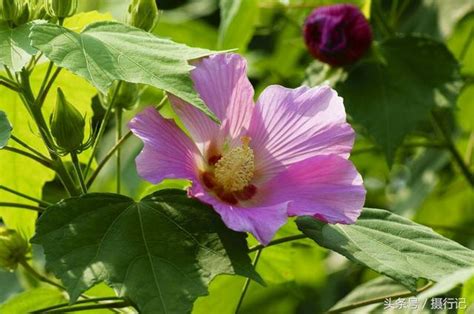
[{"xmin": 214, "ymin": 138, "xmax": 255, "ymax": 192}]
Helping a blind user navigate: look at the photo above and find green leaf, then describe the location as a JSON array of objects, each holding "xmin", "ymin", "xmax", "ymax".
[
  {"xmin": 218, "ymin": 0, "xmax": 259, "ymax": 52},
  {"xmin": 0, "ymin": 111, "xmax": 12, "ymax": 149},
  {"xmin": 32, "ymin": 189, "xmax": 262, "ymax": 314},
  {"xmin": 0, "ymin": 287, "xmax": 66, "ymax": 313},
  {"xmin": 0, "ymin": 21, "xmax": 39, "ymax": 72},
  {"xmin": 417, "ymin": 267, "xmax": 474, "ymax": 302},
  {"xmin": 30, "ymin": 21, "xmax": 219, "ymax": 121},
  {"xmin": 296, "ymin": 208, "xmax": 474, "ymax": 291},
  {"xmin": 337, "ymin": 36, "xmax": 461, "ymax": 165},
  {"xmin": 330, "ymin": 276, "xmax": 409, "ymax": 312},
  {"xmin": 448, "ymin": 11, "xmax": 474, "ymax": 76},
  {"xmin": 461, "ymin": 273, "xmax": 474, "ymax": 313}
]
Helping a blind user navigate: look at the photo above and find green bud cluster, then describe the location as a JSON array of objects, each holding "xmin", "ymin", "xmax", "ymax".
[
  {"xmin": 127, "ymin": 0, "xmax": 159, "ymax": 32},
  {"xmin": 45, "ymin": 0, "xmax": 77, "ymax": 19},
  {"xmin": 1, "ymin": 0, "xmax": 29, "ymax": 26},
  {"xmin": 0, "ymin": 227, "xmax": 30, "ymax": 271},
  {"xmin": 50, "ymin": 88, "xmax": 89, "ymax": 155}
]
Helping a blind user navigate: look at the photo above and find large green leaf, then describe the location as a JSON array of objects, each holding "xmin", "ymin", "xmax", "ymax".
[
  {"xmin": 218, "ymin": 0, "xmax": 259, "ymax": 52},
  {"xmin": 0, "ymin": 21, "xmax": 38, "ymax": 72},
  {"xmin": 0, "ymin": 111, "xmax": 12, "ymax": 149},
  {"xmin": 448, "ymin": 11, "xmax": 474, "ymax": 76},
  {"xmin": 296, "ymin": 208, "xmax": 474, "ymax": 291},
  {"xmin": 337, "ymin": 36, "xmax": 461, "ymax": 165},
  {"xmin": 30, "ymin": 21, "xmax": 219, "ymax": 121},
  {"xmin": 32, "ymin": 189, "xmax": 261, "ymax": 314}
]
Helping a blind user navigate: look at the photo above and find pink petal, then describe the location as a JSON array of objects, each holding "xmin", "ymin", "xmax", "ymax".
[
  {"xmin": 189, "ymin": 182, "xmax": 288, "ymax": 245},
  {"xmin": 248, "ymin": 85, "xmax": 355, "ymax": 180},
  {"xmin": 128, "ymin": 106, "xmax": 202, "ymax": 184},
  {"xmin": 259, "ymin": 155, "xmax": 366, "ymax": 224},
  {"xmin": 170, "ymin": 53, "xmax": 255, "ymax": 152}
]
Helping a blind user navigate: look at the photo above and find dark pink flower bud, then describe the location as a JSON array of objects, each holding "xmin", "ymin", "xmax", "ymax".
[{"xmin": 303, "ymin": 4, "xmax": 372, "ymax": 67}]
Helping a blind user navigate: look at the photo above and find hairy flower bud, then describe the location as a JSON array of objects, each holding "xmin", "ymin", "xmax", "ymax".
[
  {"xmin": 109, "ymin": 82, "xmax": 140, "ymax": 111},
  {"xmin": 45, "ymin": 0, "xmax": 78, "ymax": 19},
  {"xmin": 50, "ymin": 88, "xmax": 85, "ymax": 154},
  {"xmin": 127, "ymin": 0, "xmax": 159, "ymax": 32},
  {"xmin": 303, "ymin": 4, "xmax": 372, "ymax": 67},
  {"xmin": 0, "ymin": 227, "xmax": 30, "ymax": 271}
]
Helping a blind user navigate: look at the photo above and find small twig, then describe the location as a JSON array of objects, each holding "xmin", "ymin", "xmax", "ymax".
[
  {"xmin": 19, "ymin": 260, "xmax": 63, "ymax": 290},
  {"xmin": 115, "ymin": 108, "xmax": 123, "ymax": 194},
  {"xmin": 248, "ymin": 234, "xmax": 308, "ymax": 253},
  {"xmin": 40, "ymin": 301, "xmax": 130, "ymax": 313},
  {"xmin": 0, "ymin": 185, "xmax": 51, "ymax": 207},
  {"xmin": 86, "ymin": 132, "xmax": 132, "ymax": 189},
  {"xmin": 2, "ymin": 146, "xmax": 54, "ymax": 169},
  {"xmin": 11, "ymin": 135, "xmax": 51, "ymax": 161},
  {"xmin": 0, "ymin": 202, "xmax": 44, "ymax": 212},
  {"xmin": 236, "ymin": 249, "xmax": 263, "ymax": 313},
  {"xmin": 328, "ymin": 282, "xmax": 434, "ymax": 313}
]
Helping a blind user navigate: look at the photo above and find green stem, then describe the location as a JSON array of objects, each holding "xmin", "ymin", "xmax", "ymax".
[
  {"xmin": 41, "ymin": 301, "xmax": 130, "ymax": 313},
  {"xmin": 37, "ymin": 61, "xmax": 54, "ymax": 101},
  {"xmin": 0, "ymin": 78, "xmax": 19, "ymax": 92},
  {"xmin": 248, "ymin": 234, "xmax": 307, "ymax": 253},
  {"xmin": 0, "ymin": 185, "xmax": 51, "ymax": 207},
  {"xmin": 236, "ymin": 249, "xmax": 263, "ymax": 313},
  {"xmin": 31, "ymin": 297, "xmax": 125, "ymax": 314},
  {"xmin": 3, "ymin": 65, "xmax": 14, "ymax": 80},
  {"xmin": 115, "ymin": 109, "xmax": 122, "ymax": 194},
  {"xmin": 84, "ymin": 82, "xmax": 123, "ymax": 178},
  {"xmin": 0, "ymin": 202, "xmax": 44, "ymax": 212},
  {"xmin": 71, "ymin": 152, "xmax": 87, "ymax": 194},
  {"xmin": 327, "ymin": 282, "xmax": 434, "ymax": 313},
  {"xmin": 431, "ymin": 112, "xmax": 474, "ymax": 186},
  {"xmin": 2, "ymin": 146, "xmax": 54, "ymax": 169},
  {"xmin": 86, "ymin": 131, "xmax": 132, "ymax": 189},
  {"xmin": 37, "ymin": 67, "xmax": 62, "ymax": 108},
  {"xmin": 19, "ymin": 260, "xmax": 64, "ymax": 290},
  {"xmin": 11, "ymin": 135, "xmax": 51, "ymax": 161}
]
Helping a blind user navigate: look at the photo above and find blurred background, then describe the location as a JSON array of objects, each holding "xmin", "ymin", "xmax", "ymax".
[{"xmin": 1, "ymin": 0, "xmax": 473, "ymax": 313}]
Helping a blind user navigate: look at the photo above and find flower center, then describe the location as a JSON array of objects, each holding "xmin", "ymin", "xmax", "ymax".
[{"xmin": 214, "ymin": 137, "xmax": 255, "ymax": 193}]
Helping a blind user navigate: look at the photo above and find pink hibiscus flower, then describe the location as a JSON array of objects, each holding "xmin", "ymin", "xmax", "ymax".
[{"xmin": 128, "ymin": 53, "xmax": 366, "ymax": 245}]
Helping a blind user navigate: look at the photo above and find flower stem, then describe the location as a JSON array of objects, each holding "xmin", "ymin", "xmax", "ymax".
[
  {"xmin": 248, "ymin": 234, "xmax": 307, "ymax": 253},
  {"xmin": 86, "ymin": 131, "xmax": 132, "ymax": 189},
  {"xmin": 115, "ymin": 108, "xmax": 122, "ymax": 194},
  {"xmin": 36, "ymin": 67, "xmax": 62, "ymax": 108},
  {"xmin": 236, "ymin": 249, "xmax": 263, "ymax": 313},
  {"xmin": 71, "ymin": 152, "xmax": 87, "ymax": 194},
  {"xmin": 327, "ymin": 282, "xmax": 434, "ymax": 313},
  {"xmin": 431, "ymin": 112, "xmax": 474, "ymax": 187},
  {"xmin": 0, "ymin": 202, "xmax": 44, "ymax": 212},
  {"xmin": 2, "ymin": 146, "xmax": 54, "ymax": 169},
  {"xmin": 84, "ymin": 82, "xmax": 122, "ymax": 178},
  {"xmin": 30, "ymin": 297, "xmax": 125, "ymax": 314},
  {"xmin": 0, "ymin": 185, "xmax": 51, "ymax": 207},
  {"xmin": 19, "ymin": 260, "xmax": 64, "ymax": 290}
]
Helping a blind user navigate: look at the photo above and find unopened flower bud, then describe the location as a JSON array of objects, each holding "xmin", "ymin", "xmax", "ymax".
[
  {"xmin": 0, "ymin": 227, "xmax": 30, "ymax": 271},
  {"xmin": 50, "ymin": 88, "xmax": 85, "ymax": 154},
  {"xmin": 303, "ymin": 4, "xmax": 372, "ymax": 67},
  {"xmin": 109, "ymin": 82, "xmax": 140, "ymax": 111},
  {"xmin": 127, "ymin": 0, "xmax": 159, "ymax": 32},
  {"xmin": 45, "ymin": 0, "xmax": 77, "ymax": 19}
]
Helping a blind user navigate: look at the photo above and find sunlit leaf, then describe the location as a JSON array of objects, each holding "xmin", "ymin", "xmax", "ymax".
[
  {"xmin": 30, "ymin": 21, "xmax": 219, "ymax": 121},
  {"xmin": 218, "ymin": 0, "xmax": 259, "ymax": 52},
  {"xmin": 0, "ymin": 287, "xmax": 66, "ymax": 313},
  {"xmin": 0, "ymin": 21, "xmax": 39, "ymax": 72},
  {"xmin": 297, "ymin": 208, "xmax": 474, "ymax": 291},
  {"xmin": 32, "ymin": 190, "xmax": 262, "ymax": 313}
]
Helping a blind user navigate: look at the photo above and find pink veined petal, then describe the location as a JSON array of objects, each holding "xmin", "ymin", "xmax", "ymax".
[
  {"xmin": 189, "ymin": 182, "xmax": 288, "ymax": 245},
  {"xmin": 170, "ymin": 53, "xmax": 255, "ymax": 153},
  {"xmin": 248, "ymin": 85, "xmax": 355, "ymax": 180},
  {"xmin": 128, "ymin": 106, "xmax": 202, "ymax": 184},
  {"xmin": 259, "ymin": 155, "xmax": 366, "ymax": 224}
]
